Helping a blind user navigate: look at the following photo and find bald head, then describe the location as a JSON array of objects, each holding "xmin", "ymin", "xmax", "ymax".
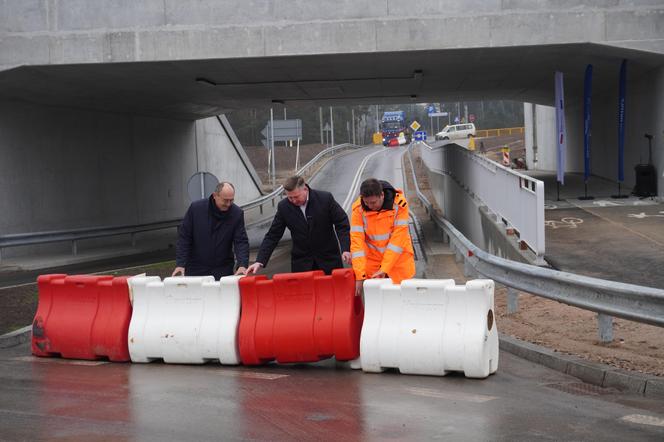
[{"xmin": 213, "ymin": 181, "xmax": 235, "ymax": 211}]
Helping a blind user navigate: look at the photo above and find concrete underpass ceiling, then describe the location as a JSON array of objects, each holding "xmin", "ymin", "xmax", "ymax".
[{"xmin": 0, "ymin": 43, "xmax": 661, "ymax": 120}]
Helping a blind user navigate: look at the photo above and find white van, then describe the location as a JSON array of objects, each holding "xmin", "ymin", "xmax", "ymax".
[{"xmin": 435, "ymin": 123, "xmax": 476, "ymax": 140}]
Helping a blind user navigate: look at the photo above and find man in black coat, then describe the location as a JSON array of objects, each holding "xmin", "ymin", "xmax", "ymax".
[
  {"xmin": 246, "ymin": 175, "xmax": 350, "ymax": 275},
  {"xmin": 172, "ymin": 182, "xmax": 249, "ymax": 279}
]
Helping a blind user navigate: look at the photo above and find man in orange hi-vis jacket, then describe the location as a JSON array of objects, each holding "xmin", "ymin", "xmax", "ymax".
[{"xmin": 350, "ymin": 178, "xmax": 415, "ymax": 295}]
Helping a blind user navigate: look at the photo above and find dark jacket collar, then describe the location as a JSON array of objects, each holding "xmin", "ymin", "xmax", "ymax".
[{"xmin": 208, "ymin": 195, "xmax": 232, "ymax": 221}]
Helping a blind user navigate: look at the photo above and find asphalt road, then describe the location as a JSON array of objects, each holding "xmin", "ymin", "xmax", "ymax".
[{"xmin": 2, "ymin": 337, "xmax": 663, "ymax": 441}]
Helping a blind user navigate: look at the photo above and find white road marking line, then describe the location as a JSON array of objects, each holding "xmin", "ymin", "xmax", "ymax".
[
  {"xmin": 12, "ymin": 356, "xmax": 109, "ymax": 366},
  {"xmin": 342, "ymin": 148, "xmax": 385, "ymax": 213},
  {"xmin": 405, "ymin": 387, "xmax": 497, "ymax": 403},
  {"xmin": 621, "ymin": 414, "xmax": 664, "ymax": 427},
  {"xmin": 213, "ymin": 369, "xmax": 289, "ymax": 380}
]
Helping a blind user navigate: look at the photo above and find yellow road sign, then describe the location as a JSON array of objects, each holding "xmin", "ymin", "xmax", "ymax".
[
  {"xmin": 410, "ymin": 121, "xmax": 421, "ymax": 131},
  {"xmin": 373, "ymin": 132, "xmax": 383, "ymax": 145}
]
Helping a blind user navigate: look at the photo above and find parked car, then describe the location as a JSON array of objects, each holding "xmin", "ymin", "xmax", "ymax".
[{"xmin": 435, "ymin": 123, "xmax": 476, "ymax": 140}]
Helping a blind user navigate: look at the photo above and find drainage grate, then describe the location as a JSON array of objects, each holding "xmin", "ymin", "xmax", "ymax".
[{"xmin": 544, "ymin": 382, "xmax": 617, "ymax": 396}]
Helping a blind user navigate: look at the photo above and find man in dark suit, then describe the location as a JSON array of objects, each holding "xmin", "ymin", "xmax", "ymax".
[
  {"xmin": 246, "ymin": 175, "xmax": 350, "ymax": 275},
  {"xmin": 172, "ymin": 181, "xmax": 249, "ymax": 279}
]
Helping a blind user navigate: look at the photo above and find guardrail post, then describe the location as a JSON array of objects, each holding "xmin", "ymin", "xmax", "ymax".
[
  {"xmin": 597, "ymin": 314, "xmax": 613, "ymax": 343},
  {"xmin": 442, "ymin": 231, "xmax": 449, "ymax": 244},
  {"xmin": 463, "ymin": 257, "xmax": 475, "ymax": 278},
  {"xmin": 454, "ymin": 246, "xmax": 462, "ymax": 264},
  {"xmin": 72, "ymin": 240, "xmax": 78, "ymax": 256},
  {"xmin": 507, "ymin": 288, "xmax": 519, "ymax": 314}
]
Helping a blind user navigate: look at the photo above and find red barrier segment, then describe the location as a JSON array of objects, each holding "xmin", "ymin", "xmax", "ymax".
[
  {"xmin": 238, "ymin": 269, "xmax": 363, "ymax": 365},
  {"xmin": 32, "ymin": 274, "xmax": 132, "ymax": 361}
]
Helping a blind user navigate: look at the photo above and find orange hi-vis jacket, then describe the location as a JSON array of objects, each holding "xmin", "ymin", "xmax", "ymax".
[{"xmin": 350, "ymin": 189, "xmax": 415, "ymax": 284}]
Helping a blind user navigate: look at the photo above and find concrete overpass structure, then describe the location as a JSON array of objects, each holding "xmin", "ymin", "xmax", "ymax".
[{"xmin": 1, "ymin": 1, "xmax": 663, "ymax": 245}]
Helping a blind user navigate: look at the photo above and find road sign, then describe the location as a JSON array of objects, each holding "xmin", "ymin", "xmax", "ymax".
[
  {"xmin": 427, "ymin": 105, "xmax": 436, "ymax": 115},
  {"xmin": 429, "ymin": 112, "xmax": 448, "ymax": 118},
  {"xmin": 261, "ymin": 119, "xmax": 303, "ymax": 143},
  {"xmin": 186, "ymin": 171, "xmax": 219, "ymax": 202},
  {"xmin": 469, "ymin": 114, "xmax": 476, "ymax": 123},
  {"xmin": 414, "ymin": 131, "xmax": 427, "ymax": 141},
  {"xmin": 410, "ymin": 121, "xmax": 421, "ymax": 131}
]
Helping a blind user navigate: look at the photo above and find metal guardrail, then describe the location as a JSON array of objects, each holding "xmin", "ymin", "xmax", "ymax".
[
  {"xmin": 419, "ymin": 142, "xmax": 545, "ymax": 261},
  {"xmin": 241, "ymin": 142, "xmax": 362, "ymax": 213},
  {"xmin": 0, "ymin": 219, "xmax": 182, "ymax": 261},
  {"xmin": 407, "ymin": 144, "xmax": 664, "ymax": 337},
  {"xmin": 0, "ymin": 143, "xmax": 363, "ymax": 262}
]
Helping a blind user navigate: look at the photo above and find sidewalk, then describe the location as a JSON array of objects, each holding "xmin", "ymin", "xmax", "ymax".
[{"xmin": 524, "ymin": 171, "xmax": 664, "ymax": 289}]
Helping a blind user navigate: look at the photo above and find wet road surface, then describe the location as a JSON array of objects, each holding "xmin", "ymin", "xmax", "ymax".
[{"xmin": 2, "ymin": 337, "xmax": 663, "ymax": 441}]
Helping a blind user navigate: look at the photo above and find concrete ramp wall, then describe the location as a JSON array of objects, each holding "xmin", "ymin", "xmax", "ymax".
[
  {"xmin": 0, "ymin": 100, "xmax": 262, "ymax": 258},
  {"xmin": 419, "ymin": 146, "xmax": 530, "ymax": 264}
]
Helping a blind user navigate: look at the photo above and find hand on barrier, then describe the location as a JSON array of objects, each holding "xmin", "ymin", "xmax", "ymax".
[
  {"xmin": 371, "ymin": 270, "xmax": 387, "ymax": 279},
  {"xmin": 171, "ymin": 267, "xmax": 185, "ymax": 277},
  {"xmin": 355, "ymin": 280, "xmax": 364, "ymax": 297},
  {"xmin": 235, "ymin": 267, "xmax": 247, "ymax": 276},
  {"xmin": 342, "ymin": 251, "xmax": 352, "ymax": 265},
  {"xmin": 245, "ymin": 262, "xmax": 263, "ymax": 275}
]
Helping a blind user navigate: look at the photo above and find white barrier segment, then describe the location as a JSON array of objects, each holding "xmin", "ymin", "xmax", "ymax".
[
  {"xmin": 217, "ymin": 276, "xmax": 242, "ymax": 365},
  {"xmin": 127, "ymin": 276, "xmax": 162, "ymax": 363},
  {"xmin": 359, "ymin": 278, "xmax": 498, "ymax": 378},
  {"xmin": 398, "ymin": 279, "xmax": 456, "ymax": 376},
  {"xmin": 127, "ymin": 275, "xmax": 241, "ymax": 365}
]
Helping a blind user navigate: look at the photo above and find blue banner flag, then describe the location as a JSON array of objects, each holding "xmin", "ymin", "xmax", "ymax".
[
  {"xmin": 554, "ymin": 71, "xmax": 566, "ymax": 185},
  {"xmin": 583, "ymin": 64, "xmax": 593, "ymax": 181},
  {"xmin": 617, "ymin": 60, "xmax": 626, "ymax": 182}
]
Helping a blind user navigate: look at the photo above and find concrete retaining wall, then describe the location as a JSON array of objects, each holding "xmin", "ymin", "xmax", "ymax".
[
  {"xmin": 423, "ymin": 158, "xmax": 528, "ymax": 263},
  {"xmin": 0, "ymin": 100, "xmax": 261, "ymax": 257}
]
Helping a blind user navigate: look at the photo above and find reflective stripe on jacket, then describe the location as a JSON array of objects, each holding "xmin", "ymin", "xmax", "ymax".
[{"xmin": 350, "ymin": 189, "xmax": 415, "ymax": 284}]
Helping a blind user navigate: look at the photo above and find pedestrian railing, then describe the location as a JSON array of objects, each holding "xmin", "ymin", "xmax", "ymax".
[
  {"xmin": 0, "ymin": 143, "xmax": 364, "ymax": 262},
  {"xmin": 406, "ymin": 146, "xmax": 664, "ymax": 341},
  {"xmin": 475, "ymin": 127, "xmax": 524, "ymax": 138},
  {"xmin": 419, "ymin": 142, "xmax": 545, "ymax": 261}
]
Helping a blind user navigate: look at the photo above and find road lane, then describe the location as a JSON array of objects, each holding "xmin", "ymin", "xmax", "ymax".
[{"xmin": 1, "ymin": 341, "xmax": 663, "ymax": 441}]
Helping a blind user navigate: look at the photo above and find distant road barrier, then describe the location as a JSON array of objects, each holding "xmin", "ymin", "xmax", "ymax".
[
  {"xmin": 0, "ymin": 143, "xmax": 364, "ymax": 263},
  {"xmin": 406, "ymin": 146, "xmax": 664, "ymax": 341},
  {"xmin": 475, "ymin": 127, "xmax": 524, "ymax": 138}
]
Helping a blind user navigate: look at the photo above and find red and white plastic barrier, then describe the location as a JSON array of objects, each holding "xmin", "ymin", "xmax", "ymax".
[
  {"xmin": 127, "ymin": 275, "xmax": 242, "ymax": 364},
  {"xmin": 356, "ymin": 278, "xmax": 498, "ymax": 378},
  {"xmin": 238, "ymin": 269, "xmax": 363, "ymax": 365},
  {"xmin": 32, "ymin": 274, "xmax": 133, "ymax": 362},
  {"xmin": 31, "ymin": 270, "xmax": 498, "ymax": 380}
]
